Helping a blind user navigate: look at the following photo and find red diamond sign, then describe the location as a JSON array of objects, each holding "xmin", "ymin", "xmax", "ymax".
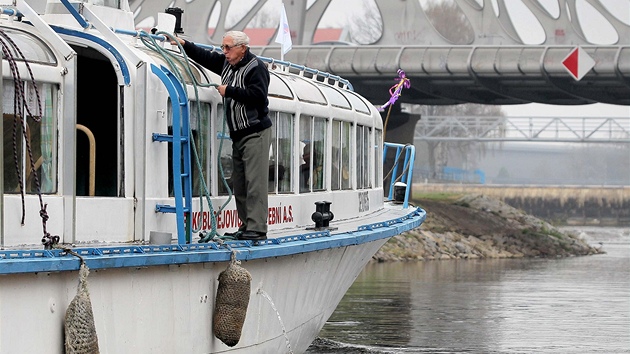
[{"xmin": 562, "ymin": 47, "xmax": 595, "ymax": 81}]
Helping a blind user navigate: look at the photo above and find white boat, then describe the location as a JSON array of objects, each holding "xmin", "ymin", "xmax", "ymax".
[{"xmin": 0, "ymin": 1, "xmax": 425, "ymax": 353}]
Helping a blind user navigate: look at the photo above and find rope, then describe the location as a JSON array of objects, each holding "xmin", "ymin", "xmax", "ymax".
[
  {"xmin": 139, "ymin": 31, "xmax": 234, "ymax": 242},
  {"xmin": 382, "ymin": 104, "xmax": 394, "ymax": 142},
  {"xmin": 383, "ymin": 143, "xmax": 412, "ymax": 185},
  {"xmin": 0, "ymin": 29, "xmax": 57, "ymax": 247},
  {"xmin": 378, "ymin": 69, "xmax": 410, "ymax": 142}
]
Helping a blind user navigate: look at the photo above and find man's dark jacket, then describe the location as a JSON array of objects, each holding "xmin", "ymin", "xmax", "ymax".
[{"xmin": 182, "ymin": 40, "xmax": 272, "ymax": 141}]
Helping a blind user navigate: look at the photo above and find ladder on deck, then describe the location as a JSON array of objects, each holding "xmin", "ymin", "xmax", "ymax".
[{"xmin": 151, "ymin": 64, "xmax": 193, "ymax": 244}]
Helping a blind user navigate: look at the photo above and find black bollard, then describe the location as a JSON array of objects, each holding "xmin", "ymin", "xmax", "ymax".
[{"xmin": 309, "ymin": 201, "xmax": 337, "ymax": 230}]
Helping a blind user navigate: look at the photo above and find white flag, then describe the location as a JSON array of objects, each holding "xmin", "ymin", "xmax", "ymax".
[{"xmin": 274, "ymin": 3, "xmax": 292, "ymax": 57}]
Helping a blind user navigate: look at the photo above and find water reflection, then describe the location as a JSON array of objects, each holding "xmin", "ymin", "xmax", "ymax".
[{"xmin": 308, "ymin": 227, "xmax": 630, "ymax": 354}]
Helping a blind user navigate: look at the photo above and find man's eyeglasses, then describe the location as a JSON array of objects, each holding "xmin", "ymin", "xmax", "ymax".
[{"xmin": 220, "ymin": 44, "xmax": 242, "ymax": 51}]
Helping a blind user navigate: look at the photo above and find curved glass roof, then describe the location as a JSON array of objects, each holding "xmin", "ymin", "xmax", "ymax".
[
  {"xmin": 272, "ymin": 70, "xmax": 375, "ymax": 114},
  {"xmin": 344, "ymin": 90, "xmax": 371, "ymax": 114},
  {"xmin": 1, "ymin": 27, "xmax": 56, "ymax": 65},
  {"xmin": 269, "ymin": 72, "xmax": 293, "ymax": 99},
  {"xmin": 315, "ymin": 82, "xmax": 351, "ymax": 109},
  {"xmin": 277, "ymin": 74, "xmax": 327, "ymax": 105}
]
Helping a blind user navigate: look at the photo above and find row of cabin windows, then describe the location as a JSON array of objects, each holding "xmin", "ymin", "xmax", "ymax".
[
  {"xmin": 189, "ymin": 103, "xmax": 380, "ymax": 197},
  {"xmin": 214, "ymin": 110, "xmax": 378, "ymax": 196},
  {"xmin": 1, "ymin": 84, "xmax": 380, "ymax": 197}
]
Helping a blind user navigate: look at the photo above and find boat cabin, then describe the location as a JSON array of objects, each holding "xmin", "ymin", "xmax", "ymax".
[{"xmin": 0, "ymin": 0, "xmax": 387, "ymax": 248}]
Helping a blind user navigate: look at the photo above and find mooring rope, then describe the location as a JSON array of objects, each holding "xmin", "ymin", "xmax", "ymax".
[{"xmin": 0, "ymin": 29, "xmax": 57, "ymax": 247}]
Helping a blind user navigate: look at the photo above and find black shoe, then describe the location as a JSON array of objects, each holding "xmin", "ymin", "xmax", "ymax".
[
  {"xmin": 238, "ymin": 231, "xmax": 267, "ymax": 241},
  {"xmin": 222, "ymin": 230, "xmax": 243, "ymax": 238}
]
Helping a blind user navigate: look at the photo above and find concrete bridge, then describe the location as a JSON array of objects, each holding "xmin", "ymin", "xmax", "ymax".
[{"xmin": 129, "ymin": 0, "xmax": 630, "ymax": 106}]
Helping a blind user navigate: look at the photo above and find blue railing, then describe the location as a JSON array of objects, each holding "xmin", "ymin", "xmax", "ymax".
[{"xmin": 383, "ymin": 143, "xmax": 415, "ymax": 208}]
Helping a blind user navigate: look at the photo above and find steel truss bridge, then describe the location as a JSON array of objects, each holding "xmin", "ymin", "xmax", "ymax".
[{"xmin": 414, "ymin": 116, "xmax": 630, "ymax": 142}]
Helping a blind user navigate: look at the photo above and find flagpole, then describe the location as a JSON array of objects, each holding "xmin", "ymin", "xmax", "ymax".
[
  {"xmin": 275, "ymin": 2, "xmax": 292, "ymax": 63},
  {"xmin": 280, "ymin": 2, "xmax": 284, "ymax": 62}
]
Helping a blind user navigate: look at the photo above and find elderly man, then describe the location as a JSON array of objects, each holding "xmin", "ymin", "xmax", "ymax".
[{"xmin": 173, "ymin": 31, "xmax": 271, "ymax": 241}]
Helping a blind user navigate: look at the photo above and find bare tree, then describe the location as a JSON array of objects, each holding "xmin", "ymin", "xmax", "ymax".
[
  {"xmin": 247, "ymin": 6, "xmax": 277, "ymax": 28},
  {"xmin": 346, "ymin": 0, "xmax": 382, "ymax": 44},
  {"xmin": 423, "ymin": 0, "xmax": 474, "ymax": 45}
]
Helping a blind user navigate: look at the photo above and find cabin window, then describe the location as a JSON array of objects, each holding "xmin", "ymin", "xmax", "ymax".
[
  {"xmin": 317, "ymin": 84, "xmax": 351, "ymax": 109},
  {"xmin": 268, "ymin": 73, "xmax": 294, "ymax": 99},
  {"xmin": 345, "ymin": 91, "xmax": 371, "ymax": 115},
  {"xmin": 189, "ymin": 101, "xmax": 211, "ymax": 196},
  {"xmin": 3, "ymin": 28, "xmax": 57, "ymax": 64},
  {"xmin": 299, "ymin": 115, "xmax": 327, "ymax": 193},
  {"xmin": 167, "ymin": 100, "xmax": 211, "ymax": 197},
  {"xmin": 331, "ymin": 120, "xmax": 352, "ymax": 190},
  {"xmin": 3, "ymin": 81, "xmax": 58, "ymax": 194},
  {"xmin": 268, "ymin": 111, "xmax": 293, "ymax": 194},
  {"xmin": 356, "ymin": 125, "xmax": 372, "ymax": 189},
  {"xmin": 375, "ymin": 129, "xmax": 383, "ymax": 188},
  {"xmin": 287, "ymin": 76, "xmax": 327, "ymax": 105}
]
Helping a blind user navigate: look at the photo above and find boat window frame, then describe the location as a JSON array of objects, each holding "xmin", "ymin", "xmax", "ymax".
[
  {"xmin": 2, "ymin": 80, "xmax": 59, "ymax": 194},
  {"xmin": 331, "ymin": 119, "xmax": 353, "ymax": 190},
  {"xmin": 167, "ymin": 98, "xmax": 212, "ymax": 197},
  {"xmin": 356, "ymin": 124, "xmax": 373, "ymax": 189},
  {"xmin": 268, "ymin": 110, "xmax": 294, "ymax": 194},
  {"xmin": 268, "ymin": 72, "xmax": 294, "ymax": 100},
  {"xmin": 299, "ymin": 114, "xmax": 328, "ymax": 193},
  {"xmin": 282, "ymin": 75, "xmax": 328, "ymax": 106},
  {"xmin": 0, "ymin": 27, "xmax": 58, "ymax": 65}
]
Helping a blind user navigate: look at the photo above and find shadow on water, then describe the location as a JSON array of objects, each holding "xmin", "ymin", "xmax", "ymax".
[{"xmin": 307, "ymin": 227, "xmax": 630, "ymax": 354}]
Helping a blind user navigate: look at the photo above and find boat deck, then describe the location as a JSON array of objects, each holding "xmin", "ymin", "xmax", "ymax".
[{"xmin": 0, "ymin": 202, "xmax": 426, "ymax": 274}]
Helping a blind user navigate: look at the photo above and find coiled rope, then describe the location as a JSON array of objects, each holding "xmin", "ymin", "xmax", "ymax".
[
  {"xmin": 139, "ymin": 31, "xmax": 234, "ymax": 242},
  {"xmin": 0, "ymin": 29, "xmax": 58, "ymax": 248}
]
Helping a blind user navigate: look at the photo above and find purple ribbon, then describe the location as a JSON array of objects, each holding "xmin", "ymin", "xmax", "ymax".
[{"xmin": 378, "ymin": 69, "xmax": 411, "ymax": 112}]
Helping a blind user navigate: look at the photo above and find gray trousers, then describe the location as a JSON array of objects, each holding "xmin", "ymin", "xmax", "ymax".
[{"xmin": 231, "ymin": 127, "xmax": 271, "ymax": 233}]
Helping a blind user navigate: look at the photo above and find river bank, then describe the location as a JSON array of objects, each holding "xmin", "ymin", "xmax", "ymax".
[{"xmin": 373, "ymin": 194, "xmax": 603, "ymax": 262}]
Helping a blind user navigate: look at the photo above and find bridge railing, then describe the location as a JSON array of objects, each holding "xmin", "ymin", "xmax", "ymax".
[{"xmin": 414, "ymin": 116, "xmax": 630, "ymax": 143}]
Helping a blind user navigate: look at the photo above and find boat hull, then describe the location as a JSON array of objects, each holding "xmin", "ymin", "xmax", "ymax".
[
  {"xmin": 0, "ymin": 206, "xmax": 425, "ymax": 353},
  {"xmin": 1, "ymin": 239, "xmax": 385, "ymax": 353}
]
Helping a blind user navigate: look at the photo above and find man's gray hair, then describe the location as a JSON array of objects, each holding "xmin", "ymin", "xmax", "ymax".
[{"xmin": 224, "ymin": 31, "xmax": 250, "ymax": 47}]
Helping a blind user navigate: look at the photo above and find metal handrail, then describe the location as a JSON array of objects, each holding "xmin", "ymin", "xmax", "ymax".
[
  {"xmin": 383, "ymin": 142, "xmax": 415, "ymax": 208},
  {"xmin": 76, "ymin": 124, "xmax": 96, "ymax": 196}
]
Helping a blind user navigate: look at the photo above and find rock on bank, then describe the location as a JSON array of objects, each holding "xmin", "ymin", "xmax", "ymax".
[{"xmin": 374, "ymin": 194, "xmax": 603, "ymax": 262}]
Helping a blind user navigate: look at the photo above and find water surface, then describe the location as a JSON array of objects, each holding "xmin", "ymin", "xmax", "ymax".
[{"xmin": 307, "ymin": 227, "xmax": 630, "ymax": 354}]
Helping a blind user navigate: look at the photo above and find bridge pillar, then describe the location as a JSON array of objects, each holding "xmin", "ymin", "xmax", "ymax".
[{"xmin": 382, "ymin": 105, "xmax": 420, "ymax": 145}]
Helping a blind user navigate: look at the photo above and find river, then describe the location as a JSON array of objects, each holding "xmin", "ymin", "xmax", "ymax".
[{"xmin": 306, "ymin": 226, "xmax": 630, "ymax": 354}]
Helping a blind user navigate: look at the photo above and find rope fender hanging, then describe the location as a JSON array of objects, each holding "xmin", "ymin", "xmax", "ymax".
[
  {"xmin": 64, "ymin": 252, "xmax": 100, "ymax": 354},
  {"xmin": 213, "ymin": 251, "xmax": 251, "ymax": 347}
]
